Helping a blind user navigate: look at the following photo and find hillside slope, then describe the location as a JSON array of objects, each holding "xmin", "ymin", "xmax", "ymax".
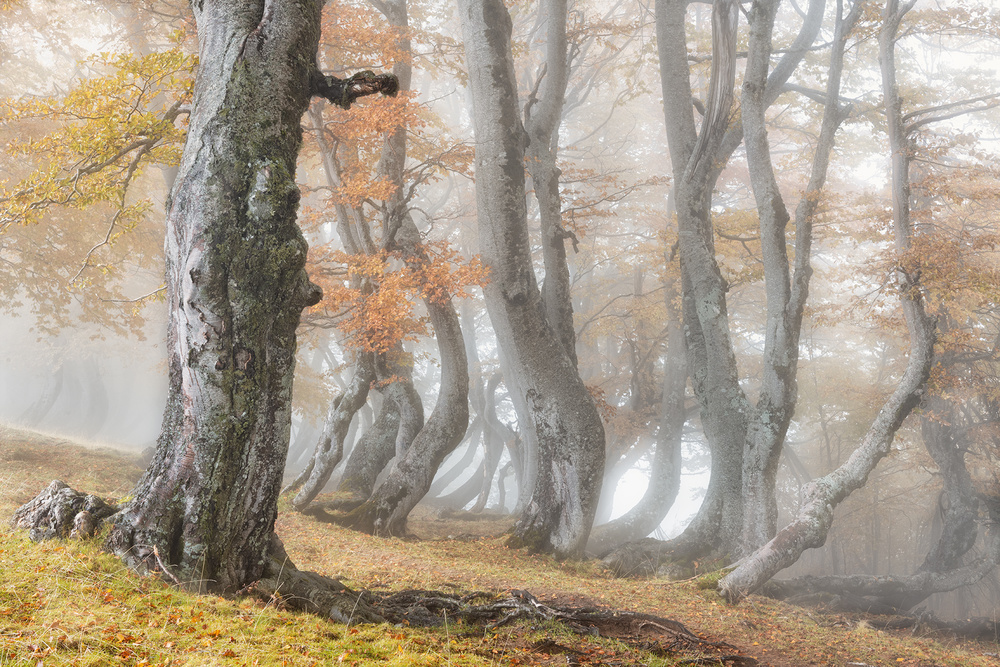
[{"xmin": 1, "ymin": 423, "xmax": 997, "ymax": 666}]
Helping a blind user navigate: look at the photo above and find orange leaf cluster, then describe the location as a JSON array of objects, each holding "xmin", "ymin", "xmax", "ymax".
[{"xmin": 315, "ymin": 245, "xmax": 487, "ymax": 354}]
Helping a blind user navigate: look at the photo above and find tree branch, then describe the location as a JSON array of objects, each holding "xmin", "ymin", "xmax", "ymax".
[{"xmin": 311, "ymin": 70, "xmax": 399, "ymax": 110}]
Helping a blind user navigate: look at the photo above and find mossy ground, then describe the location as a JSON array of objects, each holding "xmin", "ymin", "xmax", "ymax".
[{"xmin": 1, "ymin": 423, "xmax": 997, "ymax": 666}]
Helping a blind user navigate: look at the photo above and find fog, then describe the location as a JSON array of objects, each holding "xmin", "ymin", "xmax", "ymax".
[{"xmin": 3, "ymin": 0, "xmax": 1000, "ymax": 618}]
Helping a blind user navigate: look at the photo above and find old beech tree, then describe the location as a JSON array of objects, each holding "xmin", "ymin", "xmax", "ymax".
[{"xmin": 14, "ymin": 0, "xmax": 395, "ymax": 608}]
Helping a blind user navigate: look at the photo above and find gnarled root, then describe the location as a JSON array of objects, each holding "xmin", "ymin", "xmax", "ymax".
[{"xmin": 253, "ymin": 535, "xmax": 384, "ymax": 624}]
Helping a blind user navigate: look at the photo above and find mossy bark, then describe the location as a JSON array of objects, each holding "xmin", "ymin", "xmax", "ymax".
[{"xmin": 104, "ymin": 0, "xmax": 324, "ymax": 594}]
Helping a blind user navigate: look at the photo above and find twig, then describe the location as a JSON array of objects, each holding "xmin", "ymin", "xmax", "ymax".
[{"xmin": 151, "ymin": 545, "xmax": 181, "ymax": 585}]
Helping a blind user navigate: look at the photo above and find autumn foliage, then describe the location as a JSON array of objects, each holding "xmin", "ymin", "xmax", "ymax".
[{"xmin": 313, "ymin": 243, "xmax": 487, "ymax": 354}]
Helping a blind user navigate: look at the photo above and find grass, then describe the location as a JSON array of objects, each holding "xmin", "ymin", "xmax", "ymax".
[{"xmin": 1, "ymin": 422, "xmax": 998, "ymax": 666}]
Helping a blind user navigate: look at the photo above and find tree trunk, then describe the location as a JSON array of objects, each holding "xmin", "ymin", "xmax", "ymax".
[
  {"xmin": 458, "ymin": 0, "xmax": 605, "ymax": 558},
  {"xmin": 340, "ymin": 263, "xmax": 470, "ymax": 534},
  {"xmin": 667, "ymin": 0, "xmax": 748, "ymax": 560},
  {"xmin": 471, "ymin": 372, "xmax": 510, "ymax": 513},
  {"xmin": 102, "ymin": 0, "xmax": 326, "ymax": 592},
  {"xmin": 917, "ymin": 399, "xmax": 979, "ymax": 575},
  {"xmin": 737, "ymin": 0, "xmax": 835, "ymax": 554},
  {"xmin": 327, "ymin": 395, "xmax": 400, "ymax": 511},
  {"xmin": 525, "ymin": 0, "xmax": 576, "ymax": 367},
  {"xmin": 587, "ymin": 279, "xmax": 686, "ymax": 556},
  {"xmin": 322, "ymin": 0, "xmax": 470, "ymax": 533},
  {"xmin": 717, "ymin": 0, "xmax": 935, "ymax": 600},
  {"xmin": 427, "ymin": 421, "xmax": 482, "ymax": 498},
  {"xmin": 288, "ymin": 355, "xmax": 374, "ymax": 507}
]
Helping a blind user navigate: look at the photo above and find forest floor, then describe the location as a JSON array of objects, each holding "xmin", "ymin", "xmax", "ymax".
[{"xmin": 1, "ymin": 423, "xmax": 998, "ymax": 667}]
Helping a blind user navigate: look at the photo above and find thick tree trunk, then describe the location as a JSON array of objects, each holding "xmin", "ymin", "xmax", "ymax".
[
  {"xmin": 102, "ymin": 0, "xmax": 325, "ymax": 592},
  {"xmin": 458, "ymin": 0, "xmax": 605, "ymax": 558},
  {"xmin": 669, "ymin": 0, "xmax": 748, "ymax": 560}
]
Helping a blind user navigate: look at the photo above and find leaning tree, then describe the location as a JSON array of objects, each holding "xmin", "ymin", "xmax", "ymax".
[{"xmin": 12, "ymin": 0, "xmax": 397, "ymax": 616}]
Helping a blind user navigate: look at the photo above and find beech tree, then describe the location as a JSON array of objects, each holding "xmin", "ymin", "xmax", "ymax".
[
  {"xmin": 12, "ymin": 0, "xmax": 397, "ymax": 612},
  {"xmin": 458, "ymin": 0, "xmax": 606, "ymax": 557}
]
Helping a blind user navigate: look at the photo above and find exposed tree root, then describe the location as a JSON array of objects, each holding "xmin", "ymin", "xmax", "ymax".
[
  {"xmin": 253, "ymin": 535, "xmax": 384, "ymax": 624},
  {"xmin": 600, "ymin": 537, "xmax": 715, "ymax": 578},
  {"xmin": 11, "ymin": 481, "xmax": 758, "ymax": 664},
  {"xmin": 361, "ymin": 587, "xmax": 756, "ymax": 663}
]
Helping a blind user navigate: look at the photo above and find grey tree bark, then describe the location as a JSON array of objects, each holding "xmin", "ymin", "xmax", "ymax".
[
  {"xmin": 606, "ymin": 0, "xmax": 831, "ymax": 571},
  {"xmin": 332, "ymin": 395, "xmax": 400, "ymax": 509},
  {"xmin": 458, "ymin": 0, "xmax": 605, "ymax": 557},
  {"xmin": 10, "ymin": 0, "xmax": 394, "ymax": 619},
  {"xmin": 657, "ymin": 0, "xmax": 747, "ymax": 561},
  {"xmin": 717, "ymin": 0, "xmax": 937, "ymax": 600},
  {"xmin": 524, "ymin": 0, "xmax": 577, "ymax": 367},
  {"xmin": 287, "ymin": 355, "xmax": 375, "ymax": 507}
]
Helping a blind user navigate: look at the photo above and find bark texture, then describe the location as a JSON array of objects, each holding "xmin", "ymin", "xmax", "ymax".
[
  {"xmin": 458, "ymin": 0, "xmax": 605, "ymax": 558},
  {"xmin": 103, "ymin": 0, "xmax": 325, "ymax": 593},
  {"xmin": 332, "ymin": 396, "xmax": 401, "ymax": 508},
  {"xmin": 657, "ymin": 0, "xmax": 748, "ymax": 559},
  {"xmin": 628, "ymin": 0, "xmax": 830, "ymax": 566},
  {"xmin": 524, "ymin": 0, "xmax": 577, "ymax": 367}
]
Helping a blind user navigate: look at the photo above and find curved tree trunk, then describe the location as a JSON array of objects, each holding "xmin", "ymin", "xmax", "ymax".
[
  {"xmin": 629, "ymin": 0, "xmax": 828, "ymax": 565},
  {"xmin": 288, "ymin": 355, "xmax": 375, "ymax": 506},
  {"xmin": 340, "ymin": 265, "xmax": 469, "ymax": 534},
  {"xmin": 330, "ymin": 396, "xmax": 401, "ymax": 509},
  {"xmin": 916, "ymin": 399, "xmax": 980, "ymax": 575},
  {"xmin": 317, "ymin": 0, "xmax": 470, "ymax": 533},
  {"xmin": 588, "ymin": 279, "xmax": 686, "ymax": 556},
  {"xmin": 718, "ymin": 0, "xmax": 935, "ymax": 600},
  {"xmin": 503, "ymin": 359, "xmax": 539, "ymax": 515},
  {"xmin": 667, "ymin": 0, "xmax": 748, "ymax": 560},
  {"xmin": 458, "ymin": 0, "xmax": 605, "ymax": 558},
  {"xmin": 431, "ymin": 458, "xmax": 487, "ymax": 509},
  {"xmin": 471, "ymin": 372, "xmax": 509, "ymax": 513},
  {"xmin": 525, "ymin": 0, "xmax": 576, "ymax": 368}
]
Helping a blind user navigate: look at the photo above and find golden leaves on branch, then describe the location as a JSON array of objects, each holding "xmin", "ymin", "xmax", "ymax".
[{"xmin": 0, "ymin": 48, "xmax": 194, "ymax": 235}]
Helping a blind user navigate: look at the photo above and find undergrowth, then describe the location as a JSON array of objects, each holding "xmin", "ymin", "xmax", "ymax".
[{"xmin": 2, "ymin": 423, "xmax": 998, "ymax": 666}]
